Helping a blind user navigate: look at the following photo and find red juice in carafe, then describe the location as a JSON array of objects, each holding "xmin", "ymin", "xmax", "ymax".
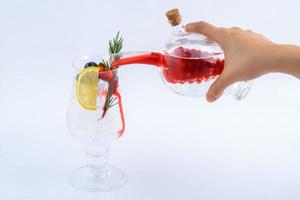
[
  {"xmin": 163, "ymin": 47, "xmax": 224, "ymax": 84},
  {"xmin": 111, "ymin": 47, "xmax": 224, "ymax": 84}
]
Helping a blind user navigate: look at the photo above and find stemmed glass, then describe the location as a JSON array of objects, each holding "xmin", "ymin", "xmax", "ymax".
[{"xmin": 66, "ymin": 55, "xmax": 126, "ymax": 192}]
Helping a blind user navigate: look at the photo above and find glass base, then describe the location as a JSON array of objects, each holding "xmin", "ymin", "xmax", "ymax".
[{"xmin": 69, "ymin": 165, "xmax": 126, "ymax": 192}]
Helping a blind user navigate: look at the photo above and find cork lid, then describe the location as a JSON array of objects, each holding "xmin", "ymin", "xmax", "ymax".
[{"xmin": 165, "ymin": 8, "xmax": 182, "ymax": 26}]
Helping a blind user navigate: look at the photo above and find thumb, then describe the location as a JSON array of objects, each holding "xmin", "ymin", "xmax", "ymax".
[
  {"xmin": 206, "ymin": 75, "xmax": 232, "ymax": 102},
  {"xmin": 185, "ymin": 21, "xmax": 224, "ymax": 45}
]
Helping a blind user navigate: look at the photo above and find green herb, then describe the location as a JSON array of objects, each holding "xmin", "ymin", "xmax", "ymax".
[
  {"xmin": 99, "ymin": 58, "xmax": 110, "ymax": 70},
  {"xmin": 101, "ymin": 32, "xmax": 123, "ymax": 117},
  {"xmin": 109, "ymin": 31, "xmax": 123, "ymax": 55}
]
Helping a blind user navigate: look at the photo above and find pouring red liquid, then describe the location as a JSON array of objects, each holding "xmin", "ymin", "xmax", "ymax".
[
  {"xmin": 100, "ymin": 47, "xmax": 224, "ymax": 137},
  {"xmin": 99, "ymin": 71, "xmax": 125, "ymax": 137},
  {"xmin": 111, "ymin": 47, "xmax": 224, "ymax": 84}
]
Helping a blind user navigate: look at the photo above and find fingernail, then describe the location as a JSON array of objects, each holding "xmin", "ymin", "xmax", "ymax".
[
  {"xmin": 207, "ymin": 94, "xmax": 216, "ymax": 102},
  {"xmin": 184, "ymin": 24, "xmax": 191, "ymax": 31}
]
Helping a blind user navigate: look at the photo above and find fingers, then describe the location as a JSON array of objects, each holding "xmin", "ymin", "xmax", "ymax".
[
  {"xmin": 231, "ymin": 27, "xmax": 243, "ymax": 30},
  {"xmin": 206, "ymin": 75, "xmax": 233, "ymax": 102},
  {"xmin": 185, "ymin": 21, "xmax": 224, "ymax": 45}
]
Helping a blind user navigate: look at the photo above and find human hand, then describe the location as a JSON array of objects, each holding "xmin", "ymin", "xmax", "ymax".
[{"xmin": 185, "ymin": 21, "xmax": 275, "ymax": 102}]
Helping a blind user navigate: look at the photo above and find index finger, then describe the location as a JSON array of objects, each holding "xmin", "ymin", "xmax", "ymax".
[{"xmin": 185, "ymin": 21, "xmax": 225, "ymax": 46}]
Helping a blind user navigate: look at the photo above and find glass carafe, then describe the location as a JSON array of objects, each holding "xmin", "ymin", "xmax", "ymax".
[{"xmin": 111, "ymin": 9, "xmax": 252, "ymax": 100}]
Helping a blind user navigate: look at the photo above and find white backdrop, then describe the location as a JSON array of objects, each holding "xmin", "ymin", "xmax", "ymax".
[{"xmin": 1, "ymin": 0, "xmax": 300, "ymax": 199}]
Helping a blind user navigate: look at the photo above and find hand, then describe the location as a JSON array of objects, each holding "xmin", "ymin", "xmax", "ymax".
[{"xmin": 185, "ymin": 21, "xmax": 275, "ymax": 102}]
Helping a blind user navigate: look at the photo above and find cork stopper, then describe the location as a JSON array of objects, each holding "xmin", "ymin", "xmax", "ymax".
[{"xmin": 165, "ymin": 8, "xmax": 182, "ymax": 26}]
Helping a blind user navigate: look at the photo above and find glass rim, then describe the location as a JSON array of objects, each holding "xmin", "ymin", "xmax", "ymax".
[{"xmin": 72, "ymin": 54, "xmax": 121, "ymax": 73}]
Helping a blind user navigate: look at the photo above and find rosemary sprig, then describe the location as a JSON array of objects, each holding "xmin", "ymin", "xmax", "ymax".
[
  {"xmin": 98, "ymin": 31, "xmax": 123, "ymax": 69},
  {"xmin": 99, "ymin": 58, "xmax": 110, "ymax": 70},
  {"xmin": 108, "ymin": 96, "xmax": 118, "ymax": 109},
  {"xmin": 101, "ymin": 32, "xmax": 123, "ymax": 117},
  {"xmin": 109, "ymin": 31, "xmax": 123, "ymax": 55}
]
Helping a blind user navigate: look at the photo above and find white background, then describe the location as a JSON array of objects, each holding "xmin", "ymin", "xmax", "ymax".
[{"xmin": 1, "ymin": 0, "xmax": 300, "ymax": 199}]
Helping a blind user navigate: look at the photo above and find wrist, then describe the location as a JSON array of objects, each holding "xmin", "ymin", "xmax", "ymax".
[
  {"xmin": 254, "ymin": 44, "xmax": 279, "ymax": 76},
  {"xmin": 270, "ymin": 44, "xmax": 288, "ymax": 73},
  {"xmin": 268, "ymin": 44, "xmax": 300, "ymax": 78},
  {"xmin": 261, "ymin": 44, "xmax": 282, "ymax": 74}
]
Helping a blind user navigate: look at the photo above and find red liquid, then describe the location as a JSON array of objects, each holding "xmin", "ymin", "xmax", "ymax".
[
  {"xmin": 112, "ymin": 47, "xmax": 224, "ymax": 84},
  {"xmin": 115, "ymin": 91, "xmax": 125, "ymax": 137},
  {"xmin": 99, "ymin": 71, "xmax": 125, "ymax": 137},
  {"xmin": 102, "ymin": 47, "xmax": 224, "ymax": 137}
]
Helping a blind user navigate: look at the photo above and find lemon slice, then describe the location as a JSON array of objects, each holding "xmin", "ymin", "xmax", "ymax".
[{"xmin": 76, "ymin": 67, "xmax": 100, "ymax": 110}]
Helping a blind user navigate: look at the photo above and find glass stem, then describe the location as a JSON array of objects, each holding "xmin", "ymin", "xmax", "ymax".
[{"xmin": 85, "ymin": 145, "xmax": 109, "ymax": 178}]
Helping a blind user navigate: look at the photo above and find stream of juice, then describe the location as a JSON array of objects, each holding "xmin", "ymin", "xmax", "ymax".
[
  {"xmin": 103, "ymin": 47, "xmax": 224, "ymax": 137},
  {"xmin": 99, "ymin": 72, "xmax": 125, "ymax": 137},
  {"xmin": 112, "ymin": 47, "xmax": 225, "ymax": 84}
]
